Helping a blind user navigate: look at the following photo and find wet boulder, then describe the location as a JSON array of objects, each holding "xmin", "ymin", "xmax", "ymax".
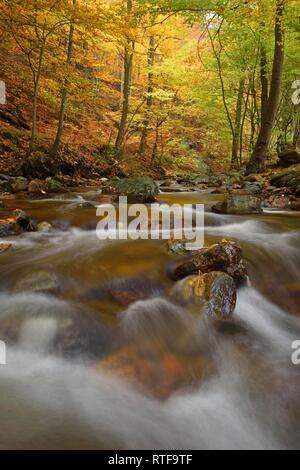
[
  {"xmin": 170, "ymin": 271, "xmax": 237, "ymax": 319},
  {"xmin": 105, "ymin": 176, "xmax": 158, "ymax": 203},
  {"xmin": 168, "ymin": 241, "xmax": 248, "ymax": 286},
  {"xmin": 212, "ymin": 194, "xmax": 262, "ymax": 215},
  {"xmin": 0, "ymin": 222, "xmax": 18, "ymax": 237},
  {"xmin": 14, "ymin": 271, "xmax": 60, "ymax": 295}
]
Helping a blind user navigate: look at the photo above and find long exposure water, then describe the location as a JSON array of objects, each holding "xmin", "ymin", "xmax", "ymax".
[{"xmin": 0, "ymin": 188, "xmax": 299, "ymax": 449}]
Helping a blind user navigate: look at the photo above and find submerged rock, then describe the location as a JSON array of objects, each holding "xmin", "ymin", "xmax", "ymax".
[
  {"xmin": 212, "ymin": 194, "xmax": 262, "ymax": 215},
  {"xmin": 14, "ymin": 271, "xmax": 60, "ymax": 295},
  {"xmin": 170, "ymin": 272, "xmax": 237, "ymax": 319},
  {"xmin": 96, "ymin": 344, "xmax": 210, "ymax": 399},
  {"xmin": 83, "ymin": 277, "xmax": 164, "ymax": 307},
  {"xmin": 0, "ymin": 294, "xmax": 112, "ymax": 359},
  {"xmin": 169, "ymin": 241, "xmax": 247, "ymax": 286}
]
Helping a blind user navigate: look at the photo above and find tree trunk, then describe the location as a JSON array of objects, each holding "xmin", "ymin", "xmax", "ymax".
[
  {"xmin": 260, "ymin": 45, "xmax": 269, "ymax": 123},
  {"xmin": 246, "ymin": 0, "xmax": 285, "ymax": 174},
  {"xmin": 52, "ymin": 0, "xmax": 77, "ymax": 156},
  {"xmin": 29, "ymin": 43, "xmax": 45, "ymax": 154},
  {"xmin": 139, "ymin": 34, "xmax": 155, "ymax": 156},
  {"xmin": 231, "ymin": 78, "xmax": 245, "ymax": 169},
  {"xmin": 115, "ymin": 0, "xmax": 134, "ymax": 154}
]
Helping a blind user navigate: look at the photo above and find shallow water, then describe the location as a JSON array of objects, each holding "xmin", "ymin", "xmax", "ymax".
[{"xmin": 0, "ymin": 188, "xmax": 300, "ymax": 450}]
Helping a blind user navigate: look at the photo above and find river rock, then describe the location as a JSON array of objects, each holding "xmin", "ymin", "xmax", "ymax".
[
  {"xmin": 0, "ymin": 223, "xmax": 18, "ymax": 237},
  {"xmin": 11, "ymin": 177, "xmax": 28, "ymax": 193},
  {"xmin": 14, "ymin": 271, "xmax": 60, "ymax": 295},
  {"xmin": 169, "ymin": 241, "xmax": 248, "ymax": 286},
  {"xmin": 28, "ymin": 179, "xmax": 43, "ymax": 194},
  {"xmin": 105, "ymin": 176, "xmax": 158, "ymax": 203},
  {"xmin": 96, "ymin": 344, "xmax": 209, "ymax": 399},
  {"xmin": 83, "ymin": 277, "xmax": 164, "ymax": 307},
  {"xmin": 37, "ymin": 221, "xmax": 52, "ymax": 232},
  {"xmin": 264, "ymin": 194, "xmax": 291, "ymax": 209},
  {"xmin": 244, "ymin": 181, "xmax": 263, "ymax": 194},
  {"xmin": 45, "ymin": 177, "xmax": 66, "ymax": 193},
  {"xmin": 170, "ymin": 272, "xmax": 237, "ymax": 319},
  {"xmin": 0, "ymin": 295, "xmax": 112, "ymax": 359},
  {"xmin": 0, "ymin": 179, "xmax": 12, "ymax": 192},
  {"xmin": 290, "ymin": 199, "xmax": 300, "ymax": 211},
  {"xmin": 270, "ymin": 164, "xmax": 300, "ymax": 193},
  {"xmin": 212, "ymin": 194, "xmax": 262, "ymax": 215},
  {"xmin": 278, "ymin": 148, "xmax": 300, "ymax": 167}
]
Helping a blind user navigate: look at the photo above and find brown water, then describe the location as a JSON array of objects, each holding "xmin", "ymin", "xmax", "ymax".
[{"xmin": 0, "ymin": 188, "xmax": 300, "ymax": 449}]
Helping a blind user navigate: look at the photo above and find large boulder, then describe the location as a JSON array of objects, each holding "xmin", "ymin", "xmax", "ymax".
[
  {"xmin": 278, "ymin": 148, "xmax": 300, "ymax": 167},
  {"xmin": 170, "ymin": 272, "xmax": 237, "ymax": 319},
  {"xmin": 212, "ymin": 194, "xmax": 262, "ymax": 215},
  {"xmin": 104, "ymin": 176, "xmax": 158, "ymax": 203},
  {"xmin": 168, "ymin": 241, "xmax": 248, "ymax": 286},
  {"xmin": 269, "ymin": 164, "xmax": 300, "ymax": 193}
]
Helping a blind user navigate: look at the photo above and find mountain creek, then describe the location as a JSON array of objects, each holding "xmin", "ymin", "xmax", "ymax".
[{"xmin": 0, "ymin": 186, "xmax": 300, "ymax": 450}]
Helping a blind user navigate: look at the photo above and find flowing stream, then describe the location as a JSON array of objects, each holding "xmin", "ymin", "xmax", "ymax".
[{"xmin": 0, "ymin": 188, "xmax": 300, "ymax": 450}]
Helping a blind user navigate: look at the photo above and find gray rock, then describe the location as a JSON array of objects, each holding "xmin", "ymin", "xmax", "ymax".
[
  {"xmin": 212, "ymin": 194, "xmax": 262, "ymax": 215},
  {"xmin": 244, "ymin": 181, "xmax": 263, "ymax": 194},
  {"xmin": 14, "ymin": 271, "xmax": 60, "ymax": 295},
  {"xmin": 107, "ymin": 176, "xmax": 159, "ymax": 203}
]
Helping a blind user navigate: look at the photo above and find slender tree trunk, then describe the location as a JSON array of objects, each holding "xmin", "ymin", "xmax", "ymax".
[
  {"xmin": 246, "ymin": 0, "xmax": 285, "ymax": 174},
  {"xmin": 52, "ymin": 0, "xmax": 77, "ymax": 156},
  {"xmin": 115, "ymin": 0, "xmax": 134, "ymax": 154},
  {"xmin": 139, "ymin": 34, "xmax": 155, "ymax": 156},
  {"xmin": 29, "ymin": 43, "xmax": 45, "ymax": 154},
  {"xmin": 231, "ymin": 78, "xmax": 245, "ymax": 169},
  {"xmin": 260, "ymin": 45, "xmax": 269, "ymax": 123}
]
